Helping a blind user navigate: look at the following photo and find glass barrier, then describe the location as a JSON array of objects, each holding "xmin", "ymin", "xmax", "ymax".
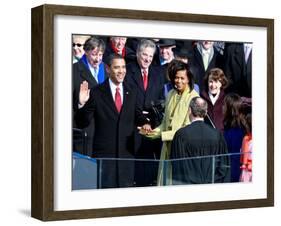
[{"xmin": 72, "ymin": 152, "xmax": 251, "ymax": 190}]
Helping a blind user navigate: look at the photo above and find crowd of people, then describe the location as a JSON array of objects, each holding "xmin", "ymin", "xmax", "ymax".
[{"xmin": 72, "ymin": 35, "xmax": 253, "ymax": 188}]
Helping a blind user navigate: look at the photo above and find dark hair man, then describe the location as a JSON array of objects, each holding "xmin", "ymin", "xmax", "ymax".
[{"xmin": 75, "ymin": 54, "xmax": 137, "ymax": 188}]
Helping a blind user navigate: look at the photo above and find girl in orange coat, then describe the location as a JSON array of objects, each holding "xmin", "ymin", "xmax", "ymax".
[{"xmin": 240, "ymin": 113, "xmax": 252, "ymax": 182}]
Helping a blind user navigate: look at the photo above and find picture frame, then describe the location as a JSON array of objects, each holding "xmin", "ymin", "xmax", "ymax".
[{"xmin": 31, "ymin": 4, "xmax": 274, "ymax": 221}]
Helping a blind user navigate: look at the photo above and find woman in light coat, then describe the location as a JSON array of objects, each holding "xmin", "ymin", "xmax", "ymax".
[{"xmin": 139, "ymin": 59, "xmax": 199, "ymax": 185}]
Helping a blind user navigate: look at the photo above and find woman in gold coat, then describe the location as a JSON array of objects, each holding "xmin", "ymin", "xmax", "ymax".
[{"xmin": 139, "ymin": 59, "xmax": 199, "ymax": 185}]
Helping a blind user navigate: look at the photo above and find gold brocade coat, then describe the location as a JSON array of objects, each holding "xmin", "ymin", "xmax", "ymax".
[{"xmin": 146, "ymin": 87, "xmax": 199, "ymax": 185}]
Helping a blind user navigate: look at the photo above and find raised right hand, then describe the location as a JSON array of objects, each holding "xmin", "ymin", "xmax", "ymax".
[{"xmin": 79, "ymin": 81, "xmax": 90, "ymax": 107}]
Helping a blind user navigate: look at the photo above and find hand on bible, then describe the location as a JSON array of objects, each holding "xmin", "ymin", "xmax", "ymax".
[
  {"xmin": 138, "ymin": 124, "xmax": 157, "ymax": 136},
  {"xmin": 142, "ymin": 124, "xmax": 153, "ymax": 133}
]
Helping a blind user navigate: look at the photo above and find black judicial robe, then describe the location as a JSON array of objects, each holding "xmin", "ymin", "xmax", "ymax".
[{"xmin": 170, "ymin": 121, "xmax": 230, "ymax": 185}]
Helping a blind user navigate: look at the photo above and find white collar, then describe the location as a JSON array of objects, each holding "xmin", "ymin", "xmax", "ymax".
[
  {"xmin": 208, "ymin": 90, "xmax": 220, "ymax": 105},
  {"xmin": 87, "ymin": 60, "xmax": 99, "ymax": 81},
  {"xmin": 141, "ymin": 68, "xmax": 148, "ymax": 75},
  {"xmin": 109, "ymin": 78, "xmax": 123, "ymax": 90},
  {"xmin": 197, "ymin": 43, "xmax": 213, "ymax": 55},
  {"xmin": 244, "ymin": 43, "xmax": 253, "ymax": 48},
  {"xmin": 108, "ymin": 78, "xmax": 124, "ymax": 102},
  {"xmin": 191, "ymin": 118, "xmax": 204, "ymax": 123}
]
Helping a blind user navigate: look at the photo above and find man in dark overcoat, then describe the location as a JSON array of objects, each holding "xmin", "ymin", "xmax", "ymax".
[
  {"xmin": 75, "ymin": 54, "xmax": 136, "ymax": 188},
  {"xmin": 72, "ymin": 37, "xmax": 107, "ymax": 156},
  {"xmin": 223, "ymin": 42, "xmax": 252, "ymax": 97},
  {"xmin": 125, "ymin": 39, "xmax": 165, "ymax": 186}
]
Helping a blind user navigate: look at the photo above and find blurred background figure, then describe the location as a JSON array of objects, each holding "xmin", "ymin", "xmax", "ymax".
[
  {"xmin": 173, "ymin": 46, "xmax": 193, "ymax": 64},
  {"xmin": 190, "ymin": 40, "xmax": 223, "ymax": 91},
  {"xmin": 213, "ymin": 41, "xmax": 225, "ymax": 55},
  {"xmin": 72, "ymin": 34, "xmax": 91, "ymax": 63},
  {"xmin": 223, "ymin": 42, "xmax": 252, "ymax": 97},
  {"xmin": 240, "ymin": 113, "xmax": 252, "ymax": 182},
  {"xmin": 158, "ymin": 39, "xmax": 176, "ymax": 66},
  {"xmin": 104, "ymin": 36, "xmax": 136, "ymax": 64},
  {"xmin": 223, "ymin": 93, "xmax": 245, "ymax": 182},
  {"xmin": 156, "ymin": 39, "xmax": 176, "ymax": 83}
]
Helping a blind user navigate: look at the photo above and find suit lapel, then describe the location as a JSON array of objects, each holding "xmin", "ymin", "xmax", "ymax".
[
  {"xmin": 194, "ymin": 48, "xmax": 205, "ymax": 69},
  {"xmin": 234, "ymin": 45, "xmax": 244, "ymax": 68},
  {"xmin": 207, "ymin": 50, "xmax": 216, "ymax": 71},
  {"xmin": 78, "ymin": 61, "xmax": 98, "ymax": 87},
  {"xmin": 100, "ymin": 80, "xmax": 119, "ymax": 114},
  {"xmin": 121, "ymin": 83, "xmax": 132, "ymax": 115},
  {"xmin": 131, "ymin": 64, "xmax": 145, "ymax": 92},
  {"xmin": 146, "ymin": 67, "xmax": 154, "ymax": 92}
]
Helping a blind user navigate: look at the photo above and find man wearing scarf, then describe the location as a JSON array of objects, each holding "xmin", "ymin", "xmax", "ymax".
[{"xmin": 72, "ymin": 36, "xmax": 107, "ymax": 156}]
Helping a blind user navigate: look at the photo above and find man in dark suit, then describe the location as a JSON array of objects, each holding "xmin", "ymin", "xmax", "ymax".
[
  {"xmin": 73, "ymin": 37, "xmax": 107, "ymax": 108},
  {"xmin": 223, "ymin": 42, "xmax": 252, "ymax": 97},
  {"xmin": 72, "ymin": 37, "xmax": 107, "ymax": 156},
  {"xmin": 170, "ymin": 97, "xmax": 230, "ymax": 185},
  {"xmin": 75, "ymin": 54, "xmax": 137, "ymax": 188},
  {"xmin": 189, "ymin": 41, "xmax": 224, "ymax": 92},
  {"xmin": 125, "ymin": 39, "xmax": 165, "ymax": 186}
]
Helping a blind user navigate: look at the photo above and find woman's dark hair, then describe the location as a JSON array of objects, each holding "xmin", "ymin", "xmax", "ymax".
[
  {"xmin": 223, "ymin": 93, "xmax": 244, "ymax": 129},
  {"xmin": 203, "ymin": 67, "xmax": 228, "ymax": 91},
  {"xmin": 242, "ymin": 113, "xmax": 252, "ymax": 134},
  {"xmin": 167, "ymin": 59, "xmax": 194, "ymax": 92}
]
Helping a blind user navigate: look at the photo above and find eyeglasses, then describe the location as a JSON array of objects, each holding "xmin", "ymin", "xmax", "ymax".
[{"xmin": 73, "ymin": 43, "xmax": 83, "ymax": 47}]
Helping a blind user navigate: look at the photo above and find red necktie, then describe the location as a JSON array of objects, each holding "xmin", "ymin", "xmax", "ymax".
[
  {"xmin": 115, "ymin": 87, "xmax": 122, "ymax": 113},
  {"xmin": 143, "ymin": 70, "xmax": 148, "ymax": 90}
]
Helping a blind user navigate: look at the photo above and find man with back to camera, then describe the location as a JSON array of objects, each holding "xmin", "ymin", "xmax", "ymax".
[{"xmin": 170, "ymin": 97, "xmax": 230, "ymax": 185}]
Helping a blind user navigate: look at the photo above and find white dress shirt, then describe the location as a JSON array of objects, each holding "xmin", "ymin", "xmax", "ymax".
[
  {"xmin": 88, "ymin": 62, "xmax": 99, "ymax": 82},
  {"xmin": 208, "ymin": 90, "xmax": 220, "ymax": 105},
  {"xmin": 109, "ymin": 78, "xmax": 124, "ymax": 103}
]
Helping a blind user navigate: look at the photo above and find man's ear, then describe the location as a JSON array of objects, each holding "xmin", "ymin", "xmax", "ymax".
[
  {"xmin": 188, "ymin": 107, "xmax": 193, "ymax": 121},
  {"xmin": 188, "ymin": 107, "xmax": 191, "ymax": 115},
  {"xmin": 105, "ymin": 64, "xmax": 110, "ymax": 74}
]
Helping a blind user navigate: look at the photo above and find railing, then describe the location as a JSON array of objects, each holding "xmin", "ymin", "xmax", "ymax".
[{"xmin": 72, "ymin": 152, "xmax": 250, "ymax": 190}]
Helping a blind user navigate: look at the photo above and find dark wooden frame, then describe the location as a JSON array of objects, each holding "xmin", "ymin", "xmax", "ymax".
[{"xmin": 31, "ymin": 4, "xmax": 274, "ymax": 221}]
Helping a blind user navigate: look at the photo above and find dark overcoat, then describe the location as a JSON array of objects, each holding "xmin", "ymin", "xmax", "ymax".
[
  {"xmin": 75, "ymin": 79, "xmax": 136, "ymax": 188},
  {"xmin": 223, "ymin": 43, "xmax": 252, "ymax": 97}
]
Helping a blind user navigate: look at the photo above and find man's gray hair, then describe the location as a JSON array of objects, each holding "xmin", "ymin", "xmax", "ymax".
[
  {"xmin": 83, "ymin": 37, "xmax": 105, "ymax": 53},
  {"xmin": 137, "ymin": 39, "xmax": 156, "ymax": 55},
  {"xmin": 189, "ymin": 97, "xmax": 208, "ymax": 118}
]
